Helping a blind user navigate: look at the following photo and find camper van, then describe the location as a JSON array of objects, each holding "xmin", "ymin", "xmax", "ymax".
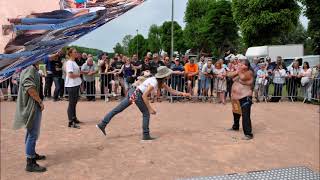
[
  {"xmin": 283, "ymin": 55, "xmax": 320, "ymax": 69},
  {"xmin": 245, "ymin": 44, "xmax": 304, "ymax": 62}
]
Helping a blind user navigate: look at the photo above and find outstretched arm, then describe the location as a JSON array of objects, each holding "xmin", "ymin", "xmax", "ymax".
[{"xmin": 162, "ymin": 83, "xmax": 191, "ymax": 97}]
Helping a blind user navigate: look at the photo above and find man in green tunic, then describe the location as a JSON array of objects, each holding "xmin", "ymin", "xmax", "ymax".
[{"xmin": 13, "ymin": 62, "xmax": 47, "ymax": 172}]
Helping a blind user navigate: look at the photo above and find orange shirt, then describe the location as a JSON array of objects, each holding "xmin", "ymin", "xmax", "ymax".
[{"xmin": 184, "ymin": 63, "xmax": 199, "ymax": 73}]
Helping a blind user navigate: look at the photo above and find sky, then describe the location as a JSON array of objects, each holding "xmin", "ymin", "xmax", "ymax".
[{"xmin": 72, "ymin": 0, "xmax": 309, "ymax": 52}]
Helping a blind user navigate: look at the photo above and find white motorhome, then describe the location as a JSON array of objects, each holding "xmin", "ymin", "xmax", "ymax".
[
  {"xmin": 283, "ymin": 55, "xmax": 320, "ymax": 69},
  {"xmin": 245, "ymin": 44, "xmax": 304, "ymax": 62}
]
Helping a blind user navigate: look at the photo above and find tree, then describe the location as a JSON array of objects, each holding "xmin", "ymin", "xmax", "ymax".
[
  {"xmin": 278, "ymin": 22, "xmax": 307, "ymax": 45},
  {"xmin": 128, "ymin": 34, "xmax": 147, "ymax": 58},
  {"xmin": 160, "ymin": 21, "xmax": 185, "ymax": 56},
  {"xmin": 122, "ymin": 35, "xmax": 132, "ymax": 55},
  {"xmin": 184, "ymin": 0, "xmax": 213, "ymax": 53},
  {"xmin": 232, "ymin": 0, "xmax": 300, "ymax": 47},
  {"xmin": 147, "ymin": 24, "xmax": 161, "ymax": 54},
  {"xmin": 300, "ymin": 0, "xmax": 320, "ymax": 54},
  {"xmin": 206, "ymin": 0, "xmax": 239, "ymax": 56},
  {"xmin": 113, "ymin": 43, "xmax": 124, "ymax": 54}
]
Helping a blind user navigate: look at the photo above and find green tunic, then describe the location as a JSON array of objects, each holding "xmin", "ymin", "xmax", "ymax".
[{"xmin": 13, "ymin": 66, "xmax": 41, "ymax": 130}]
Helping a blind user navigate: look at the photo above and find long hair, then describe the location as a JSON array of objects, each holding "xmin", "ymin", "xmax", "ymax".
[{"xmin": 156, "ymin": 77, "xmax": 165, "ymax": 89}]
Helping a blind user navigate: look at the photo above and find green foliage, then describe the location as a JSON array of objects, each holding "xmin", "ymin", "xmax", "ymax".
[
  {"xmin": 122, "ymin": 35, "xmax": 133, "ymax": 55},
  {"xmin": 128, "ymin": 34, "xmax": 148, "ymax": 58},
  {"xmin": 66, "ymin": 46, "xmax": 103, "ymax": 57},
  {"xmin": 300, "ymin": 0, "xmax": 320, "ymax": 54},
  {"xmin": 160, "ymin": 21, "xmax": 185, "ymax": 56},
  {"xmin": 147, "ymin": 24, "xmax": 161, "ymax": 54},
  {"xmin": 113, "ymin": 42, "xmax": 125, "ymax": 55},
  {"xmin": 184, "ymin": 0, "xmax": 238, "ymax": 56},
  {"xmin": 232, "ymin": 0, "xmax": 300, "ymax": 47},
  {"xmin": 278, "ymin": 22, "xmax": 307, "ymax": 45}
]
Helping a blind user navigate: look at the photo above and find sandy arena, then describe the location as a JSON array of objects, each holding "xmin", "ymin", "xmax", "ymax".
[{"xmin": 1, "ymin": 101, "xmax": 319, "ymax": 180}]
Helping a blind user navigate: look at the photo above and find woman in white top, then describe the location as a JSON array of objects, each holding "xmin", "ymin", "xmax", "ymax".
[
  {"xmin": 65, "ymin": 48, "xmax": 82, "ymax": 128},
  {"xmin": 270, "ymin": 64, "xmax": 286, "ymax": 102},
  {"xmin": 97, "ymin": 66, "xmax": 191, "ymax": 140},
  {"xmin": 300, "ymin": 62, "xmax": 312, "ymax": 103}
]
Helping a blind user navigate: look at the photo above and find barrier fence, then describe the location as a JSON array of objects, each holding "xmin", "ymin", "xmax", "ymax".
[{"xmin": 1, "ymin": 74, "xmax": 319, "ymax": 103}]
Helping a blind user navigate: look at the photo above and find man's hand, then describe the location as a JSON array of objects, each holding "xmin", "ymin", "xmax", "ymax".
[
  {"xmin": 149, "ymin": 108, "xmax": 156, "ymax": 115},
  {"xmin": 39, "ymin": 102, "xmax": 44, "ymax": 111},
  {"xmin": 182, "ymin": 92, "xmax": 191, "ymax": 97}
]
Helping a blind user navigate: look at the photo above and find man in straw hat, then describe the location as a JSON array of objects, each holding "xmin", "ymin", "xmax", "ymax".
[
  {"xmin": 226, "ymin": 55, "xmax": 254, "ymax": 140},
  {"xmin": 96, "ymin": 66, "xmax": 191, "ymax": 140}
]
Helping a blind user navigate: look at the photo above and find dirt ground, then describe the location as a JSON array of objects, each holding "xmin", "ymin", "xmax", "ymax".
[{"xmin": 0, "ymin": 100, "xmax": 319, "ymax": 180}]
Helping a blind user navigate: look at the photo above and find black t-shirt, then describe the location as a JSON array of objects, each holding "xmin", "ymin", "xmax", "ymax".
[
  {"xmin": 51, "ymin": 60, "xmax": 63, "ymax": 77},
  {"xmin": 132, "ymin": 60, "xmax": 143, "ymax": 76},
  {"xmin": 111, "ymin": 61, "xmax": 124, "ymax": 77},
  {"xmin": 76, "ymin": 58, "xmax": 86, "ymax": 67},
  {"xmin": 150, "ymin": 60, "xmax": 165, "ymax": 75}
]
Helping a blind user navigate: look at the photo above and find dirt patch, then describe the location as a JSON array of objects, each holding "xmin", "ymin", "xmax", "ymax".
[{"xmin": 1, "ymin": 101, "xmax": 319, "ymax": 180}]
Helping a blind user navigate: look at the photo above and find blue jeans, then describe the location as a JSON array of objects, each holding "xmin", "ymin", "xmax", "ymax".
[
  {"xmin": 14, "ymin": 12, "xmax": 97, "ymax": 31},
  {"xmin": 21, "ymin": 18, "xmax": 68, "ymax": 24},
  {"xmin": 201, "ymin": 77, "xmax": 211, "ymax": 90},
  {"xmin": 101, "ymin": 88, "xmax": 150, "ymax": 135},
  {"xmin": 25, "ymin": 105, "xmax": 42, "ymax": 158},
  {"xmin": 53, "ymin": 77, "xmax": 62, "ymax": 100}
]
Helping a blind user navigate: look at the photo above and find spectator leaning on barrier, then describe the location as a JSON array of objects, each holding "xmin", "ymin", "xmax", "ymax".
[
  {"xmin": 254, "ymin": 63, "xmax": 268, "ymax": 102},
  {"xmin": 287, "ymin": 60, "xmax": 301, "ymax": 101},
  {"xmin": 184, "ymin": 58, "xmax": 199, "ymax": 97},
  {"xmin": 118, "ymin": 56, "xmax": 137, "ymax": 96},
  {"xmin": 300, "ymin": 62, "xmax": 312, "ymax": 103},
  {"xmin": 270, "ymin": 64, "xmax": 287, "ymax": 102},
  {"xmin": 111, "ymin": 55, "xmax": 125, "ymax": 98},
  {"xmin": 81, "ymin": 56, "xmax": 98, "ymax": 101},
  {"xmin": 170, "ymin": 58, "xmax": 185, "ymax": 101},
  {"xmin": 201, "ymin": 59, "xmax": 215, "ymax": 98},
  {"xmin": 98, "ymin": 52, "xmax": 109, "ymax": 99},
  {"xmin": 197, "ymin": 56, "xmax": 206, "ymax": 96}
]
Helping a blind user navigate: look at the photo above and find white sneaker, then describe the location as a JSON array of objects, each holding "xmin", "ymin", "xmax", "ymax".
[{"xmin": 112, "ymin": 92, "xmax": 116, "ymax": 97}]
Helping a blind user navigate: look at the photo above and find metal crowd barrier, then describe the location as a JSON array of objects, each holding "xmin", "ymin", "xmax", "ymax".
[{"xmin": 1, "ymin": 73, "xmax": 319, "ymax": 103}]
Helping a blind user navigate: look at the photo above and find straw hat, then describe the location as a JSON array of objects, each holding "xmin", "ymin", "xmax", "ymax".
[{"xmin": 155, "ymin": 66, "xmax": 172, "ymax": 78}]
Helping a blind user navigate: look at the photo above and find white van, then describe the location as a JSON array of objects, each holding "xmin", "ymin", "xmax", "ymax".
[{"xmin": 284, "ymin": 55, "xmax": 320, "ymax": 69}]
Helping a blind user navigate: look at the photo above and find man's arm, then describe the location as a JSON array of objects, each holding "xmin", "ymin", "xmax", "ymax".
[
  {"xmin": 27, "ymin": 87, "xmax": 44, "ymax": 111},
  {"xmin": 162, "ymin": 83, "xmax": 190, "ymax": 97}
]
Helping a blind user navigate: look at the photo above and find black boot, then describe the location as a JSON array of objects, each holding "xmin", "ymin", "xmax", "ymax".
[
  {"xmin": 68, "ymin": 121, "xmax": 80, "ymax": 129},
  {"xmin": 35, "ymin": 153, "xmax": 46, "ymax": 161},
  {"xmin": 25, "ymin": 158, "xmax": 46, "ymax": 172},
  {"xmin": 73, "ymin": 118, "xmax": 82, "ymax": 124},
  {"xmin": 142, "ymin": 134, "xmax": 156, "ymax": 141},
  {"xmin": 96, "ymin": 123, "xmax": 106, "ymax": 136}
]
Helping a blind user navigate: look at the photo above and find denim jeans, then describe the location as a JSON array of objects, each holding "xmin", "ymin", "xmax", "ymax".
[
  {"xmin": 14, "ymin": 12, "xmax": 97, "ymax": 31},
  {"xmin": 21, "ymin": 17, "xmax": 68, "ymax": 24},
  {"xmin": 66, "ymin": 86, "xmax": 80, "ymax": 122},
  {"xmin": 232, "ymin": 96, "xmax": 253, "ymax": 136},
  {"xmin": 25, "ymin": 105, "xmax": 42, "ymax": 158},
  {"xmin": 101, "ymin": 88, "xmax": 150, "ymax": 135},
  {"xmin": 53, "ymin": 77, "xmax": 62, "ymax": 100},
  {"xmin": 44, "ymin": 75, "xmax": 53, "ymax": 97}
]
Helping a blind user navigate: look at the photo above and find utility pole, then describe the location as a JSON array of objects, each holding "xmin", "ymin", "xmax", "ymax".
[
  {"xmin": 171, "ymin": 0, "xmax": 174, "ymax": 61},
  {"xmin": 136, "ymin": 29, "xmax": 139, "ymax": 59}
]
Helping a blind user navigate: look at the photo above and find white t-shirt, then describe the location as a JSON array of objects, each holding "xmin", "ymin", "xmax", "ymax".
[
  {"xmin": 137, "ymin": 77, "xmax": 158, "ymax": 93},
  {"xmin": 65, "ymin": 60, "xmax": 82, "ymax": 87}
]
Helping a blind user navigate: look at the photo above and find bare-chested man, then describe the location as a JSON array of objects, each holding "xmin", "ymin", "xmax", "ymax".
[{"xmin": 227, "ymin": 55, "xmax": 254, "ymax": 140}]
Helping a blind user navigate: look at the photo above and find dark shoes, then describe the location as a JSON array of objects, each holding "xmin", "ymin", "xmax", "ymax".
[
  {"xmin": 26, "ymin": 158, "xmax": 46, "ymax": 173},
  {"xmin": 35, "ymin": 153, "xmax": 46, "ymax": 161},
  {"xmin": 242, "ymin": 134, "xmax": 254, "ymax": 140},
  {"xmin": 142, "ymin": 134, "xmax": 156, "ymax": 141},
  {"xmin": 96, "ymin": 123, "xmax": 106, "ymax": 136},
  {"xmin": 73, "ymin": 118, "xmax": 82, "ymax": 124},
  {"xmin": 227, "ymin": 127, "xmax": 239, "ymax": 131},
  {"xmin": 68, "ymin": 122, "xmax": 80, "ymax": 129}
]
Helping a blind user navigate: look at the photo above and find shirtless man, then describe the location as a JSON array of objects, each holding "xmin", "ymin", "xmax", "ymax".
[{"xmin": 227, "ymin": 55, "xmax": 254, "ymax": 140}]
